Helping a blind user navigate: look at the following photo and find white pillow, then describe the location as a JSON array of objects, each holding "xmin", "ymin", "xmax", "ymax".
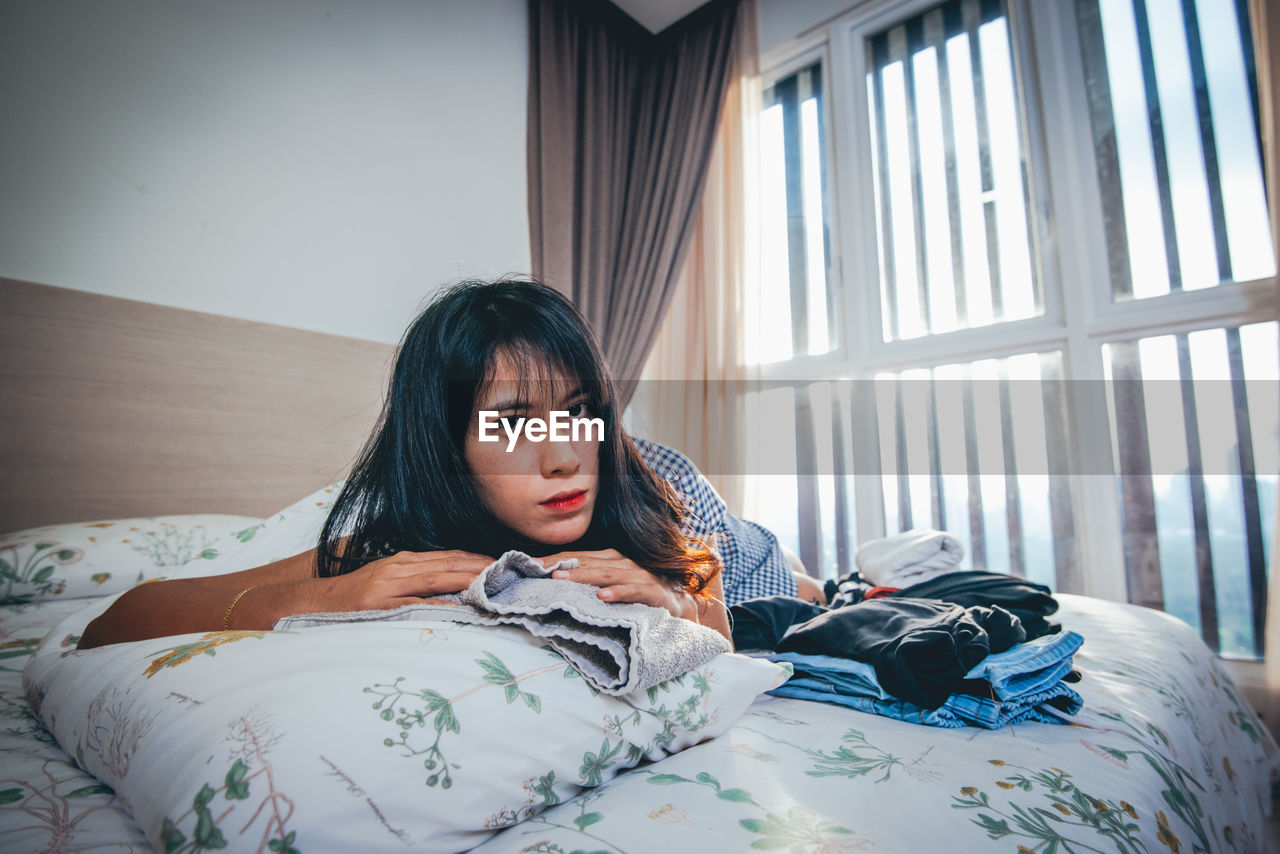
[
  {"xmin": 0, "ymin": 515, "xmax": 261, "ymax": 604},
  {"xmin": 25, "ymin": 606, "xmax": 788, "ymax": 853},
  {"xmin": 168, "ymin": 483, "xmax": 345, "ymax": 581}
]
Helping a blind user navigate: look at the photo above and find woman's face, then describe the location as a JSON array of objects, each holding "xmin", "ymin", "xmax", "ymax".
[{"xmin": 462, "ymin": 353, "xmax": 601, "ymax": 548}]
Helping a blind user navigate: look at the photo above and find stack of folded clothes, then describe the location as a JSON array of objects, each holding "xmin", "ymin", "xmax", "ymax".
[{"xmin": 730, "ymin": 529, "xmax": 1084, "ymax": 729}]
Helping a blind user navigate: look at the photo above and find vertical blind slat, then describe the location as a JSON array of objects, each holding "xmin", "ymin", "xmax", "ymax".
[
  {"xmin": 894, "ymin": 381, "xmax": 914, "ymax": 530},
  {"xmin": 1178, "ymin": 0, "xmax": 1233, "ymax": 282},
  {"xmin": 928, "ymin": 377, "xmax": 947, "ymax": 531},
  {"xmin": 870, "ymin": 34, "xmax": 902, "ymax": 340},
  {"xmin": 997, "ymin": 371, "xmax": 1026, "ymax": 577},
  {"xmin": 1234, "ymin": 0, "xmax": 1261, "ymax": 145},
  {"xmin": 778, "ymin": 75, "xmax": 811, "ymax": 353},
  {"xmin": 1039, "ymin": 354, "xmax": 1081, "ymax": 592},
  {"xmin": 1226, "ymin": 327, "xmax": 1267, "ymax": 657},
  {"xmin": 963, "ymin": 0, "xmax": 1004, "ymax": 317},
  {"xmin": 1175, "ymin": 334, "xmax": 1220, "ymax": 651},
  {"xmin": 962, "ymin": 371, "xmax": 988, "ymax": 570},
  {"xmin": 902, "ymin": 19, "xmax": 934, "ymax": 333},
  {"xmin": 1111, "ymin": 341, "xmax": 1165, "ymax": 610},
  {"xmin": 811, "ymin": 62, "xmax": 836, "ymax": 348},
  {"xmin": 929, "ymin": 7, "xmax": 970, "ymax": 326},
  {"xmin": 831, "ymin": 384, "xmax": 853, "ymax": 575},
  {"xmin": 1130, "ymin": 0, "xmax": 1185, "ymax": 292},
  {"xmin": 1074, "ymin": 0, "xmax": 1135, "ymax": 299},
  {"xmin": 794, "ymin": 386, "xmax": 822, "ymax": 576}
]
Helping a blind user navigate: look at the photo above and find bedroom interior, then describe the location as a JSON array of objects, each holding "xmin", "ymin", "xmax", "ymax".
[{"xmin": 2, "ymin": 0, "xmax": 1279, "ymax": 851}]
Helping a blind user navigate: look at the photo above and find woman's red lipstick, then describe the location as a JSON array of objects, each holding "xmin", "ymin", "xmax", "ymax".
[{"xmin": 541, "ymin": 489, "xmax": 587, "ymax": 511}]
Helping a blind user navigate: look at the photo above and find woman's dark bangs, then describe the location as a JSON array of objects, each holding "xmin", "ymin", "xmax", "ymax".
[{"xmin": 480, "ymin": 332, "xmax": 609, "ymax": 419}]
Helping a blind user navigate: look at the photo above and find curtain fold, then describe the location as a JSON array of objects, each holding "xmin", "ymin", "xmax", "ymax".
[
  {"xmin": 630, "ymin": 0, "xmax": 760, "ymax": 516},
  {"xmin": 1252, "ymin": 0, "xmax": 1280, "ymax": 731},
  {"xmin": 527, "ymin": 0, "xmax": 743, "ymax": 401}
]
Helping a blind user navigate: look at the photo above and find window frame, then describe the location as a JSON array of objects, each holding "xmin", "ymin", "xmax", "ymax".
[{"xmin": 756, "ymin": 0, "xmax": 1278, "ymax": 695}]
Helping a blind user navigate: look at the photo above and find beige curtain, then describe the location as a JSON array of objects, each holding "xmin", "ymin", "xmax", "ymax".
[
  {"xmin": 629, "ymin": 0, "xmax": 761, "ymax": 516},
  {"xmin": 1255, "ymin": 0, "xmax": 1280, "ymax": 729}
]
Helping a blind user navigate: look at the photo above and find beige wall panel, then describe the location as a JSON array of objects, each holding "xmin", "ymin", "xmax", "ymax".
[{"xmin": 0, "ymin": 278, "xmax": 395, "ymax": 531}]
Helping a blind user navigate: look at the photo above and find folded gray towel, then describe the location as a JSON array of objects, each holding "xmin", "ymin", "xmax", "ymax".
[{"xmin": 275, "ymin": 551, "xmax": 730, "ymax": 696}]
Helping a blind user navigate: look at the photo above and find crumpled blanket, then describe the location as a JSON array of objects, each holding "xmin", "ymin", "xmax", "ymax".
[{"xmin": 275, "ymin": 550, "xmax": 731, "ymax": 696}]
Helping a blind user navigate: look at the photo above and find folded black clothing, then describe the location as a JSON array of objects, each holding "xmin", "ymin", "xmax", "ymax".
[
  {"xmin": 776, "ymin": 598, "xmax": 1027, "ymax": 709},
  {"xmin": 730, "ymin": 596, "xmax": 826, "ymax": 652},
  {"xmin": 895, "ymin": 571, "xmax": 1061, "ymax": 640}
]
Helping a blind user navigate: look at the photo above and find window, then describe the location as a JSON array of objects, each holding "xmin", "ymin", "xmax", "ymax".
[
  {"xmin": 1076, "ymin": 0, "xmax": 1272, "ymax": 299},
  {"xmin": 1102, "ymin": 322, "xmax": 1277, "ymax": 658},
  {"xmin": 751, "ymin": 0, "xmax": 1276, "ymax": 665},
  {"xmin": 866, "ymin": 0, "xmax": 1042, "ymax": 340},
  {"xmin": 756, "ymin": 62, "xmax": 837, "ymax": 364}
]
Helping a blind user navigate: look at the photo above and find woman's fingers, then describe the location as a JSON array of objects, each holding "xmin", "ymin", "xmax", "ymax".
[
  {"xmin": 389, "ymin": 569, "xmax": 483, "ymax": 598},
  {"xmin": 320, "ymin": 551, "xmax": 492, "ymax": 611},
  {"xmin": 389, "ymin": 550, "xmax": 493, "ymax": 570},
  {"xmin": 547, "ymin": 558, "xmax": 693, "ymax": 620},
  {"xmin": 549, "ymin": 565, "xmax": 639, "ymax": 586}
]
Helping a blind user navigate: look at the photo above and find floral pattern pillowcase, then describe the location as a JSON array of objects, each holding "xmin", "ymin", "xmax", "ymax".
[
  {"xmin": 0, "ymin": 515, "xmax": 262, "ymax": 605},
  {"xmin": 26, "ymin": 606, "xmax": 790, "ymax": 853}
]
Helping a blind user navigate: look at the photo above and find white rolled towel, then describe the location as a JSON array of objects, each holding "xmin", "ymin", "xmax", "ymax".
[{"xmin": 855, "ymin": 529, "xmax": 965, "ymax": 588}]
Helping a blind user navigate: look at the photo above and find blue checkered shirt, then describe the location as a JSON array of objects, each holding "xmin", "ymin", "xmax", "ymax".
[{"xmin": 632, "ymin": 437, "xmax": 798, "ymax": 605}]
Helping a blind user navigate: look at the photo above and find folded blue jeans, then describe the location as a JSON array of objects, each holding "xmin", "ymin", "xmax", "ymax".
[{"xmin": 768, "ymin": 631, "xmax": 1083, "ymax": 729}]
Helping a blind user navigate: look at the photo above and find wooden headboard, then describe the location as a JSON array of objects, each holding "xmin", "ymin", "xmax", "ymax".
[{"xmin": 0, "ymin": 277, "xmax": 396, "ymax": 532}]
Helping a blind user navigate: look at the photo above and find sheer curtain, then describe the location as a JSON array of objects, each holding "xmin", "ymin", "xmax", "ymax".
[
  {"xmin": 1254, "ymin": 0, "xmax": 1280, "ymax": 730},
  {"xmin": 629, "ymin": 0, "xmax": 760, "ymax": 516},
  {"xmin": 527, "ymin": 0, "xmax": 744, "ymax": 403}
]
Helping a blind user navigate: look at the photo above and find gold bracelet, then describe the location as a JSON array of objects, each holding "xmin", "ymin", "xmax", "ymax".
[{"xmin": 223, "ymin": 586, "xmax": 256, "ymax": 630}]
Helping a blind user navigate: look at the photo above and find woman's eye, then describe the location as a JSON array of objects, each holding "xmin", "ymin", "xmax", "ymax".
[
  {"xmin": 500, "ymin": 415, "xmax": 521, "ymax": 430},
  {"xmin": 567, "ymin": 401, "xmax": 590, "ymax": 418}
]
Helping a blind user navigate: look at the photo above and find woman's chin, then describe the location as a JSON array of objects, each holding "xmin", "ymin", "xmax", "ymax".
[{"xmin": 525, "ymin": 521, "xmax": 592, "ymax": 551}]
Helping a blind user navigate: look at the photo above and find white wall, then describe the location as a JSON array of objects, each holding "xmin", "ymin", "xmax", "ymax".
[
  {"xmin": 0, "ymin": 0, "xmax": 530, "ymax": 344},
  {"xmin": 757, "ymin": 0, "xmax": 860, "ymax": 59}
]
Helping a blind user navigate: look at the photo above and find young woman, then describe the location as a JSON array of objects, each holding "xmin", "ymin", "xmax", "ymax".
[{"xmin": 77, "ymin": 278, "xmax": 730, "ymax": 650}]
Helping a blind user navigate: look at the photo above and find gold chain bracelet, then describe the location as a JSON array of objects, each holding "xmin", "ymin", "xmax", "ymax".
[{"xmin": 223, "ymin": 586, "xmax": 257, "ymax": 630}]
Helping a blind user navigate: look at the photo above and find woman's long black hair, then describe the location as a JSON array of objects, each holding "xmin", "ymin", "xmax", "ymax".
[{"xmin": 315, "ymin": 277, "xmax": 717, "ymax": 593}]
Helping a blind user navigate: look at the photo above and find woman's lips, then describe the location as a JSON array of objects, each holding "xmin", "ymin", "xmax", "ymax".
[{"xmin": 541, "ymin": 489, "xmax": 588, "ymax": 511}]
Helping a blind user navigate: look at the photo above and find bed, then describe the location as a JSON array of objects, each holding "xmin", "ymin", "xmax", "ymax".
[{"xmin": 1, "ymin": 279, "xmax": 1277, "ymax": 852}]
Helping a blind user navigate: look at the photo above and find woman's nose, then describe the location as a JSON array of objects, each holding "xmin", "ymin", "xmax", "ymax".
[{"xmin": 539, "ymin": 435, "xmax": 581, "ymax": 476}]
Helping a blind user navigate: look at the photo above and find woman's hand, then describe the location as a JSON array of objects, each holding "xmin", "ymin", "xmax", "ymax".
[
  {"xmin": 308, "ymin": 550, "xmax": 493, "ymax": 612},
  {"xmin": 543, "ymin": 548, "xmax": 699, "ymax": 621}
]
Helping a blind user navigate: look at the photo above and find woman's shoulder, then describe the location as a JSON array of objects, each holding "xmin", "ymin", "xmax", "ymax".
[
  {"xmin": 629, "ymin": 436, "xmax": 699, "ymax": 478},
  {"xmin": 628, "ymin": 436, "xmax": 727, "ymax": 533}
]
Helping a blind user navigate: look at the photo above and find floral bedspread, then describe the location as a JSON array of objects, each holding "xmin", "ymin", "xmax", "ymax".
[{"xmin": 0, "ymin": 593, "xmax": 1276, "ymax": 853}]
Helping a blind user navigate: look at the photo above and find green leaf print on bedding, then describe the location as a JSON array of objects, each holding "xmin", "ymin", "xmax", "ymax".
[
  {"xmin": 738, "ymin": 724, "xmax": 941, "ymax": 784},
  {"xmin": 954, "ymin": 762, "xmax": 1144, "ymax": 854},
  {"xmin": 160, "ymin": 725, "xmax": 300, "ymax": 854},
  {"xmin": 365, "ymin": 653, "xmax": 561, "ymax": 790},
  {"xmin": 738, "ymin": 807, "xmax": 855, "ymax": 852},
  {"xmin": 478, "ymin": 651, "xmax": 544, "ymax": 712},
  {"xmin": 636, "ymin": 768, "xmax": 868, "ymax": 852},
  {"xmin": 578, "ymin": 739, "xmax": 625, "ymax": 787},
  {"xmin": 128, "ymin": 524, "xmax": 221, "ymax": 567},
  {"xmin": 0, "ymin": 542, "xmax": 78, "ymax": 601}
]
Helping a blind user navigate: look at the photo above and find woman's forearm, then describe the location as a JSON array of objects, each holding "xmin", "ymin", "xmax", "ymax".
[
  {"xmin": 77, "ymin": 550, "xmax": 322, "ymax": 649},
  {"xmin": 76, "ymin": 576, "xmax": 319, "ymax": 649},
  {"xmin": 75, "ymin": 547, "xmax": 492, "ymax": 649}
]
